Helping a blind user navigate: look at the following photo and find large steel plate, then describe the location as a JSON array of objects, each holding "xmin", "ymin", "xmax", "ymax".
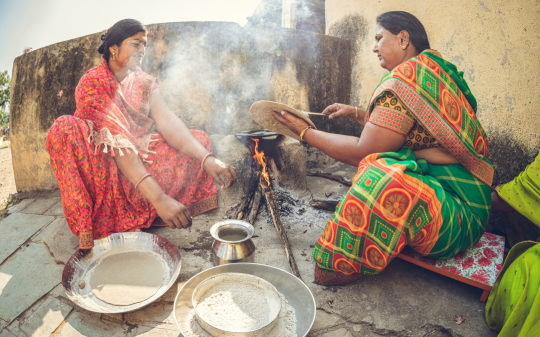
[
  {"xmin": 174, "ymin": 263, "xmax": 316, "ymax": 336},
  {"xmin": 62, "ymin": 232, "xmax": 182, "ymax": 313}
]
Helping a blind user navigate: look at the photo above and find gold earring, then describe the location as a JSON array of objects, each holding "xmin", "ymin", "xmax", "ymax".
[
  {"xmin": 401, "ymin": 45, "xmax": 406, "ymax": 49},
  {"xmin": 112, "ymin": 53, "xmax": 115, "ymax": 61}
]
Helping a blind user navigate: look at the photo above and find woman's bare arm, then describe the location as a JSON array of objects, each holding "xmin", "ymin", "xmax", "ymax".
[
  {"xmin": 272, "ymin": 110, "xmax": 405, "ymax": 167},
  {"xmin": 113, "ymin": 149, "xmax": 192, "ymax": 229},
  {"xmin": 303, "ymin": 122, "xmax": 406, "ymax": 166},
  {"xmin": 322, "ymin": 104, "xmax": 368, "ymax": 127},
  {"xmin": 149, "ymin": 88, "xmax": 237, "ymax": 189}
]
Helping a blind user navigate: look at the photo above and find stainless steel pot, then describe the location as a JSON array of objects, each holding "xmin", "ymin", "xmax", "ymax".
[{"xmin": 210, "ymin": 220, "xmax": 255, "ymax": 265}]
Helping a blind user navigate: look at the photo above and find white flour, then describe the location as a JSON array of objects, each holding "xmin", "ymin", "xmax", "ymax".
[
  {"xmin": 183, "ymin": 292, "xmax": 297, "ymax": 337},
  {"xmin": 195, "ymin": 281, "xmax": 271, "ymax": 331}
]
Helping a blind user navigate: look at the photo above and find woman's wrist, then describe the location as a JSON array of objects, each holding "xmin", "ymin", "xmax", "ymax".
[{"xmin": 138, "ymin": 177, "xmax": 166, "ymax": 205}]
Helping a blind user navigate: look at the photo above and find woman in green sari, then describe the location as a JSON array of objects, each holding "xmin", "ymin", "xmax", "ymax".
[
  {"xmin": 272, "ymin": 11, "xmax": 494, "ymax": 285},
  {"xmin": 486, "ymin": 153, "xmax": 540, "ymax": 336}
]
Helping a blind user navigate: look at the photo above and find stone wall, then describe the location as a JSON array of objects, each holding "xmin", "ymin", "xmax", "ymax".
[
  {"xmin": 325, "ymin": 0, "xmax": 540, "ymax": 186},
  {"xmin": 10, "ymin": 22, "xmax": 352, "ymax": 193}
]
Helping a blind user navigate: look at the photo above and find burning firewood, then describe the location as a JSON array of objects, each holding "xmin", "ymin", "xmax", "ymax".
[
  {"xmin": 247, "ymin": 186, "xmax": 263, "ymax": 225},
  {"xmin": 250, "ymin": 138, "xmax": 303, "ymax": 281},
  {"xmin": 234, "ymin": 159, "xmax": 260, "ymax": 220}
]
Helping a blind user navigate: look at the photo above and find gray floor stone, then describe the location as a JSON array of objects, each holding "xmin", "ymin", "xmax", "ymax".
[
  {"xmin": 48, "ymin": 284, "xmax": 69, "ymax": 302},
  {"xmin": 5, "ymin": 318, "xmax": 26, "ymax": 337},
  {"xmin": 320, "ymin": 328, "xmax": 352, "ymax": 337},
  {"xmin": 6, "ymin": 199, "xmax": 35, "ymax": 214},
  {"xmin": 0, "ymin": 243, "xmax": 63, "ymax": 323},
  {"xmin": 57, "ymin": 311, "xmax": 127, "ymax": 337},
  {"xmin": 125, "ymin": 302, "xmax": 176, "ymax": 330},
  {"xmin": 128, "ymin": 325, "xmax": 180, "ymax": 337},
  {"xmin": 20, "ymin": 198, "xmax": 61, "ymax": 215},
  {"xmin": 20, "ymin": 295, "xmax": 73, "ymax": 337},
  {"xmin": 41, "ymin": 218, "xmax": 78, "ymax": 264},
  {"xmin": 311, "ymin": 310, "xmax": 344, "ymax": 331},
  {"xmin": 0, "ymin": 329, "xmax": 16, "ymax": 337},
  {"xmin": 31, "ymin": 218, "xmax": 65, "ymax": 243},
  {"xmin": 43, "ymin": 200, "xmax": 64, "ymax": 217},
  {"xmin": 0, "ymin": 213, "xmax": 55, "ymax": 264}
]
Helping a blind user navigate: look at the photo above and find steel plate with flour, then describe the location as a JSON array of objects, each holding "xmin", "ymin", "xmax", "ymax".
[
  {"xmin": 62, "ymin": 232, "xmax": 182, "ymax": 313},
  {"xmin": 90, "ymin": 251, "xmax": 166, "ymax": 306}
]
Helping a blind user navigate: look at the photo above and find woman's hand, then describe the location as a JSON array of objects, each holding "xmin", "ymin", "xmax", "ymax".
[
  {"xmin": 204, "ymin": 157, "xmax": 238, "ymax": 190},
  {"xmin": 322, "ymin": 103, "xmax": 358, "ymax": 120},
  {"xmin": 153, "ymin": 193, "xmax": 192, "ymax": 229},
  {"xmin": 271, "ymin": 110, "xmax": 309, "ymax": 135}
]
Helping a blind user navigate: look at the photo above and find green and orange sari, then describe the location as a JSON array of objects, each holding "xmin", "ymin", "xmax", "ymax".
[{"xmin": 312, "ymin": 50, "xmax": 494, "ymax": 285}]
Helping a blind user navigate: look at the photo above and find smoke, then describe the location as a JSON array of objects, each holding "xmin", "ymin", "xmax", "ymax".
[{"xmin": 144, "ymin": 22, "xmax": 293, "ymax": 135}]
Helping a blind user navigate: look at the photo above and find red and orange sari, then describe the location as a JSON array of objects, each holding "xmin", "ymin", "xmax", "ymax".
[{"xmin": 46, "ymin": 60, "xmax": 217, "ymax": 249}]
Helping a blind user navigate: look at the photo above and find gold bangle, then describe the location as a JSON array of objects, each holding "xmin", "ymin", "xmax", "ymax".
[
  {"xmin": 299, "ymin": 126, "xmax": 312, "ymax": 145},
  {"xmin": 354, "ymin": 106, "xmax": 358, "ymax": 121}
]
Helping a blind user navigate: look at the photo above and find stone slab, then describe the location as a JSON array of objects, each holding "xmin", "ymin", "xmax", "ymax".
[
  {"xmin": 48, "ymin": 284, "xmax": 69, "ymax": 302},
  {"xmin": 6, "ymin": 199, "xmax": 35, "ymax": 214},
  {"xmin": 127, "ymin": 326, "xmax": 179, "ymax": 337},
  {"xmin": 41, "ymin": 218, "xmax": 78, "ymax": 264},
  {"xmin": 20, "ymin": 198, "xmax": 61, "ymax": 215},
  {"xmin": 0, "ymin": 243, "xmax": 64, "ymax": 323},
  {"xmin": 125, "ymin": 302, "xmax": 176, "ymax": 330},
  {"xmin": 311, "ymin": 309, "xmax": 345, "ymax": 331},
  {"xmin": 0, "ymin": 329, "xmax": 16, "ymax": 337},
  {"xmin": 58, "ymin": 311, "xmax": 127, "ymax": 337},
  {"xmin": 320, "ymin": 328, "xmax": 353, "ymax": 337},
  {"xmin": 0, "ymin": 213, "xmax": 55, "ymax": 264},
  {"xmin": 43, "ymin": 200, "xmax": 64, "ymax": 217},
  {"xmin": 20, "ymin": 296, "xmax": 73, "ymax": 337},
  {"xmin": 31, "ymin": 218, "xmax": 64, "ymax": 243}
]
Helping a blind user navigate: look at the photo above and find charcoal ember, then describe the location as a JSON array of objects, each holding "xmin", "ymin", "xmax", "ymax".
[{"xmin": 297, "ymin": 207, "xmax": 306, "ymax": 215}]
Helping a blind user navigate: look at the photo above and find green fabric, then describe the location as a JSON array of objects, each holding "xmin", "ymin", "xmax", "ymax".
[
  {"xmin": 422, "ymin": 50, "xmax": 478, "ymax": 112},
  {"xmin": 368, "ymin": 50, "xmax": 494, "ymax": 187},
  {"xmin": 485, "ymin": 242, "xmax": 540, "ymax": 336},
  {"xmin": 312, "ymin": 147, "xmax": 491, "ymax": 279},
  {"xmin": 498, "ymin": 152, "xmax": 540, "ymax": 227},
  {"xmin": 425, "ymin": 161, "xmax": 491, "ymax": 258}
]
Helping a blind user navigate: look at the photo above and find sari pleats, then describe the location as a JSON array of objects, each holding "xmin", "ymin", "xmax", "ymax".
[{"xmin": 312, "ymin": 148, "xmax": 491, "ymax": 285}]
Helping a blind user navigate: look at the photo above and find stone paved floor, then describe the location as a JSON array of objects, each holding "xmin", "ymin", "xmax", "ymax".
[{"xmin": 0, "ymin": 177, "xmax": 499, "ymax": 336}]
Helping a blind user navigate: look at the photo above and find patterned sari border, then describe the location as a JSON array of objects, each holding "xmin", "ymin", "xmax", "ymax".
[
  {"xmin": 189, "ymin": 195, "xmax": 218, "ymax": 217},
  {"xmin": 369, "ymin": 79, "xmax": 494, "ymax": 186}
]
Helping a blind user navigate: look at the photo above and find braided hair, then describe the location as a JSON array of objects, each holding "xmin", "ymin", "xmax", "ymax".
[{"xmin": 98, "ymin": 19, "xmax": 147, "ymax": 61}]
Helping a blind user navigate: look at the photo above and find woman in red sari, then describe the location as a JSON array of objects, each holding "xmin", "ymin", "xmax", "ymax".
[{"xmin": 46, "ymin": 19, "xmax": 237, "ymax": 249}]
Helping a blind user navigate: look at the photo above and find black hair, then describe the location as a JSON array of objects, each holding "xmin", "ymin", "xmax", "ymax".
[
  {"xmin": 98, "ymin": 19, "xmax": 147, "ymax": 61},
  {"xmin": 376, "ymin": 11, "xmax": 430, "ymax": 52}
]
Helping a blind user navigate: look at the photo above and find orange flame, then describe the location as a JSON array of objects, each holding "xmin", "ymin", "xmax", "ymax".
[{"xmin": 251, "ymin": 138, "xmax": 270, "ymax": 187}]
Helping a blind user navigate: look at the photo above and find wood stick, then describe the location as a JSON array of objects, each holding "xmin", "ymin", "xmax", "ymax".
[
  {"xmin": 225, "ymin": 202, "xmax": 241, "ymax": 217},
  {"xmin": 247, "ymin": 186, "xmax": 263, "ymax": 225},
  {"xmin": 307, "ymin": 170, "xmax": 352, "ymax": 186},
  {"xmin": 304, "ymin": 111, "xmax": 327, "ymax": 116},
  {"xmin": 309, "ymin": 199, "xmax": 340, "ymax": 212},
  {"xmin": 263, "ymin": 186, "xmax": 303, "ymax": 281},
  {"xmin": 235, "ymin": 169, "xmax": 260, "ymax": 220}
]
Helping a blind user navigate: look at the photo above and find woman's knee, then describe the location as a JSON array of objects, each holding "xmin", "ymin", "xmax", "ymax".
[{"xmin": 46, "ymin": 115, "xmax": 85, "ymax": 150}]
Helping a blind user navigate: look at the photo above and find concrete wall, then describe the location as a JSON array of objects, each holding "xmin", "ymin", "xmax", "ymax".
[
  {"xmin": 10, "ymin": 22, "xmax": 352, "ymax": 193},
  {"xmin": 325, "ymin": 0, "xmax": 540, "ymax": 186}
]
